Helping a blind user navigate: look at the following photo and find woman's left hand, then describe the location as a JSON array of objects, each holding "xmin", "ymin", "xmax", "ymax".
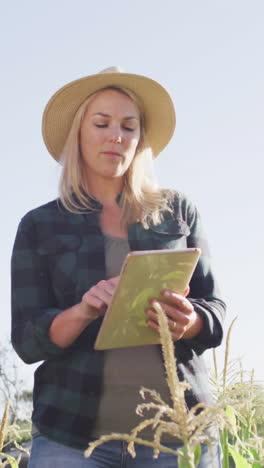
[{"xmin": 145, "ymin": 287, "xmax": 203, "ymax": 341}]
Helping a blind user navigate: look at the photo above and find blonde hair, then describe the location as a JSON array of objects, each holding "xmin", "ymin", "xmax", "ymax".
[{"xmin": 59, "ymin": 86, "xmax": 173, "ymax": 228}]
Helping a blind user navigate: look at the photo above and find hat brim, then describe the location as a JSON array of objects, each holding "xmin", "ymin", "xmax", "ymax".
[{"xmin": 42, "ymin": 72, "xmax": 176, "ymax": 160}]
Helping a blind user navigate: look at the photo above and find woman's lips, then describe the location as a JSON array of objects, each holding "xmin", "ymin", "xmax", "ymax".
[{"xmin": 102, "ymin": 151, "xmax": 122, "ymax": 158}]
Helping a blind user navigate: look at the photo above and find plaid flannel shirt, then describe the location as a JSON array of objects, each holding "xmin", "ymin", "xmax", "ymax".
[{"xmin": 11, "ymin": 191, "xmax": 226, "ymax": 449}]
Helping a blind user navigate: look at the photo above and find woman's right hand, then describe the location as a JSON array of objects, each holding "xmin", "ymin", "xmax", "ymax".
[
  {"xmin": 48, "ymin": 276, "xmax": 120, "ymax": 348},
  {"xmin": 80, "ymin": 276, "xmax": 120, "ymax": 320}
]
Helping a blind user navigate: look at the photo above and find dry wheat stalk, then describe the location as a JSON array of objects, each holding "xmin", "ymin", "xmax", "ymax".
[
  {"xmin": 0, "ymin": 400, "xmax": 31, "ymax": 468},
  {"xmin": 222, "ymin": 317, "xmax": 237, "ymax": 390},
  {"xmin": 85, "ymin": 302, "xmax": 231, "ymax": 467},
  {"xmin": 0, "ymin": 401, "xmax": 10, "ymax": 453}
]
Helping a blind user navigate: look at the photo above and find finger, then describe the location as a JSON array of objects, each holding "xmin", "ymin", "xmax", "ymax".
[
  {"xmin": 145, "ymin": 308, "xmax": 158, "ymax": 325},
  {"xmin": 82, "ymin": 292, "xmax": 106, "ymax": 311},
  {"xmin": 86, "ymin": 283, "xmax": 113, "ymax": 307},
  {"xmin": 96, "ymin": 279, "xmax": 119, "ymax": 301},
  {"xmin": 146, "ymin": 319, "xmax": 159, "ymax": 333},
  {"xmin": 160, "ymin": 291, "xmax": 194, "ymax": 315},
  {"xmin": 97, "ymin": 279, "xmax": 117, "ymax": 296},
  {"xmin": 147, "ymin": 301, "xmax": 194, "ymax": 341},
  {"xmin": 183, "ymin": 285, "xmax": 190, "ymax": 297},
  {"xmin": 108, "ymin": 276, "xmax": 120, "ymax": 287},
  {"xmin": 146, "ymin": 304, "xmax": 188, "ymax": 331},
  {"xmin": 146, "ymin": 311, "xmax": 183, "ymax": 341},
  {"xmin": 159, "ymin": 300, "xmax": 193, "ymax": 322}
]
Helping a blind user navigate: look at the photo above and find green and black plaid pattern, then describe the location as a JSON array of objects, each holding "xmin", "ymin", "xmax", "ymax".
[{"xmin": 11, "ymin": 191, "xmax": 226, "ymax": 449}]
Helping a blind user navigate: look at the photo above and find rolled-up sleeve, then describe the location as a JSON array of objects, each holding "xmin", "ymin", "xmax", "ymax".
[
  {"xmin": 181, "ymin": 195, "xmax": 226, "ymax": 354},
  {"xmin": 11, "ymin": 214, "xmax": 68, "ymax": 364}
]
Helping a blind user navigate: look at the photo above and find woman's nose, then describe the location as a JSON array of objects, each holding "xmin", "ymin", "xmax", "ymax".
[
  {"xmin": 109, "ymin": 135, "xmax": 122, "ymax": 144},
  {"xmin": 109, "ymin": 128, "xmax": 122, "ymax": 144}
]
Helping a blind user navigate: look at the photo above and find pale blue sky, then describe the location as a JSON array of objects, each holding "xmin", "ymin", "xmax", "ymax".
[{"xmin": 1, "ymin": 1, "xmax": 264, "ymax": 387}]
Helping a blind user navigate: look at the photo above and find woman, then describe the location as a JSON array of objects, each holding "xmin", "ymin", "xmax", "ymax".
[{"xmin": 11, "ymin": 66, "xmax": 225, "ymax": 467}]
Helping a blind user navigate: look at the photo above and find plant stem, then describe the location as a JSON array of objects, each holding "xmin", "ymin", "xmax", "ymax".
[
  {"xmin": 178, "ymin": 443, "xmax": 196, "ymax": 468},
  {"xmin": 220, "ymin": 428, "xmax": 229, "ymax": 468}
]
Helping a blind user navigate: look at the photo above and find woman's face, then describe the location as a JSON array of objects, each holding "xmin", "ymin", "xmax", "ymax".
[{"xmin": 79, "ymin": 89, "xmax": 141, "ymax": 181}]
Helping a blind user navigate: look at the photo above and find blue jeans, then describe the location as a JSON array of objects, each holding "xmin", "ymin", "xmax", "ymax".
[{"xmin": 28, "ymin": 434, "xmax": 221, "ymax": 467}]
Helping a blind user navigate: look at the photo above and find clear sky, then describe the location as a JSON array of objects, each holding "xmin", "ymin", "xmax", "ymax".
[{"xmin": 1, "ymin": 1, "xmax": 264, "ymax": 388}]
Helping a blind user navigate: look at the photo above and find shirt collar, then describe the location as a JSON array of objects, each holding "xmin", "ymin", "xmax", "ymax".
[{"xmin": 71, "ymin": 191, "xmax": 123, "ymax": 212}]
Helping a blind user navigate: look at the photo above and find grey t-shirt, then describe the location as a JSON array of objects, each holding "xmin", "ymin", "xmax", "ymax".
[{"xmin": 91, "ymin": 233, "xmax": 174, "ymax": 441}]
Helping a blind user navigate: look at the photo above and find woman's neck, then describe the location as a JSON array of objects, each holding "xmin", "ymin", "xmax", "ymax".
[{"xmin": 84, "ymin": 176, "xmax": 124, "ymax": 208}]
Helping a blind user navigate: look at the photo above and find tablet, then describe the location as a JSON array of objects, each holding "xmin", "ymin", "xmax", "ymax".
[{"xmin": 94, "ymin": 247, "xmax": 201, "ymax": 350}]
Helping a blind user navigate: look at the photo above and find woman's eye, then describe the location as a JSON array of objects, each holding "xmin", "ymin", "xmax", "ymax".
[{"xmin": 94, "ymin": 123, "xmax": 135, "ymax": 131}]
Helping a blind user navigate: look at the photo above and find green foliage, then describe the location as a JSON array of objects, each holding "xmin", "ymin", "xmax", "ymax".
[
  {"xmin": 211, "ymin": 318, "xmax": 264, "ymax": 467},
  {"xmin": 0, "ymin": 411, "xmax": 31, "ymax": 467},
  {"xmin": 0, "ymin": 452, "xmax": 19, "ymax": 468},
  {"xmin": 193, "ymin": 444, "xmax": 202, "ymax": 466},
  {"xmin": 0, "ymin": 341, "xmax": 33, "ymax": 424},
  {"xmin": 8, "ymin": 420, "xmax": 32, "ymax": 447}
]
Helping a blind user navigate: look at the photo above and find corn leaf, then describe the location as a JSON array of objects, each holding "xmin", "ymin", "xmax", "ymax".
[
  {"xmin": 194, "ymin": 444, "xmax": 202, "ymax": 466},
  {"xmin": 225, "ymin": 405, "xmax": 238, "ymax": 436},
  {"xmin": 0, "ymin": 452, "xmax": 19, "ymax": 468},
  {"xmin": 248, "ymin": 446, "xmax": 260, "ymax": 464},
  {"xmin": 228, "ymin": 446, "xmax": 252, "ymax": 468}
]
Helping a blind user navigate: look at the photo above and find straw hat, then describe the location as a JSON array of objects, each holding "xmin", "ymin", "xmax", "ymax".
[{"xmin": 42, "ymin": 66, "xmax": 176, "ymax": 161}]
